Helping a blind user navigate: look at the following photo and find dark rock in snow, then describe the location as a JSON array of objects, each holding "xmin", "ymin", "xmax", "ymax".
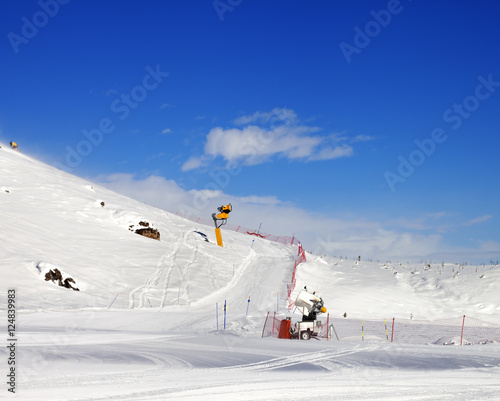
[
  {"xmin": 135, "ymin": 227, "xmax": 160, "ymax": 240},
  {"xmin": 44, "ymin": 269, "xmax": 80, "ymax": 291}
]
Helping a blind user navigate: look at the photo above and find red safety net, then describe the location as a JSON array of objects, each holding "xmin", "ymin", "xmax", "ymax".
[
  {"xmin": 175, "ymin": 211, "xmax": 306, "ymax": 313},
  {"xmin": 328, "ymin": 316, "xmax": 500, "ymax": 345},
  {"xmin": 286, "ymin": 243, "xmax": 307, "ymax": 310},
  {"xmin": 262, "ymin": 312, "xmax": 330, "ymax": 340},
  {"xmin": 263, "ymin": 314, "xmax": 500, "ymax": 345},
  {"xmin": 174, "ymin": 212, "xmax": 301, "ymax": 246}
]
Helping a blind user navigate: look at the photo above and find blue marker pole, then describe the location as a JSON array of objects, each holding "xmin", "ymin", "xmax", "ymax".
[
  {"xmin": 251, "ymin": 222, "xmax": 262, "ymax": 248},
  {"xmin": 224, "ymin": 300, "xmax": 227, "ymax": 330},
  {"xmin": 246, "ymin": 296, "xmax": 251, "ymax": 316},
  {"xmin": 107, "ymin": 293, "xmax": 119, "ymax": 309},
  {"xmin": 216, "ymin": 302, "xmax": 218, "ymax": 330}
]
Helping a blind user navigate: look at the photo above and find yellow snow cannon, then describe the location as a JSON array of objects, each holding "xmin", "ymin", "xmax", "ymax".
[{"xmin": 212, "ymin": 204, "xmax": 232, "ymax": 247}]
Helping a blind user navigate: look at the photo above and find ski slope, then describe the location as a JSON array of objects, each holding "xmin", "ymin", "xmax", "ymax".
[{"xmin": 1, "ymin": 143, "xmax": 499, "ymax": 400}]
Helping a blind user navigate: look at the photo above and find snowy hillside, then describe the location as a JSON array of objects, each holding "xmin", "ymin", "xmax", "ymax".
[{"xmin": 1, "ymin": 143, "xmax": 499, "ymax": 400}]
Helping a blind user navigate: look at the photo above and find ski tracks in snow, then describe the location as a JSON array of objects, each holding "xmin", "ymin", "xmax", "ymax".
[
  {"xmin": 217, "ymin": 345, "xmax": 367, "ymax": 372},
  {"xmin": 129, "ymin": 232, "xmax": 187, "ymax": 309},
  {"xmin": 129, "ymin": 230, "xmax": 230, "ymax": 309}
]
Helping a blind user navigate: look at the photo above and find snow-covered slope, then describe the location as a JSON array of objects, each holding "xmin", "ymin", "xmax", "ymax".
[
  {"xmin": 1, "ymin": 143, "xmax": 499, "ymax": 400},
  {"xmin": 294, "ymin": 254, "xmax": 500, "ymax": 323},
  {"xmin": 0, "ymin": 143, "xmax": 294, "ymax": 319}
]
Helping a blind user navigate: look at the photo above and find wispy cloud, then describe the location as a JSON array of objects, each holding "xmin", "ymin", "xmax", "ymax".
[
  {"xmin": 161, "ymin": 128, "xmax": 172, "ymax": 134},
  {"xmin": 237, "ymin": 195, "xmax": 281, "ymax": 205},
  {"xmin": 181, "ymin": 156, "xmax": 206, "ymax": 172},
  {"xmin": 105, "ymin": 89, "xmax": 120, "ymax": 96},
  {"xmin": 182, "ymin": 108, "xmax": 358, "ymax": 171},
  {"xmin": 93, "ymin": 173, "xmax": 493, "ymax": 263},
  {"xmin": 462, "ymin": 215, "xmax": 493, "ymax": 226},
  {"xmin": 146, "ymin": 152, "xmax": 165, "ymax": 162},
  {"xmin": 388, "ymin": 212, "xmax": 450, "ymax": 231},
  {"xmin": 234, "ymin": 108, "xmax": 298, "ymax": 126},
  {"xmin": 351, "ymin": 134, "xmax": 375, "ymax": 143}
]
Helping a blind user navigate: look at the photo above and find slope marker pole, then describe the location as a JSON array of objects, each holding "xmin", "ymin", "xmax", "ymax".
[
  {"xmin": 460, "ymin": 315, "xmax": 466, "ymax": 345},
  {"xmin": 107, "ymin": 293, "xmax": 119, "ymax": 309},
  {"xmin": 224, "ymin": 300, "xmax": 227, "ymax": 330},
  {"xmin": 251, "ymin": 222, "xmax": 262, "ymax": 248}
]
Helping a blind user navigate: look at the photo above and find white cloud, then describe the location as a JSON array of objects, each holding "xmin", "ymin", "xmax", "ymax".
[
  {"xmin": 462, "ymin": 215, "xmax": 493, "ymax": 226},
  {"xmin": 234, "ymin": 108, "xmax": 298, "ymax": 126},
  {"xmin": 96, "ymin": 173, "xmax": 187, "ymax": 211},
  {"xmin": 181, "ymin": 156, "xmax": 206, "ymax": 172},
  {"xmin": 202, "ymin": 125, "xmax": 324, "ymax": 165},
  {"xmin": 237, "ymin": 195, "xmax": 281, "ymax": 205},
  {"xmin": 92, "ymin": 173, "xmax": 491, "ymax": 264},
  {"xmin": 161, "ymin": 128, "xmax": 172, "ymax": 134},
  {"xmin": 183, "ymin": 108, "xmax": 369, "ymax": 170},
  {"xmin": 308, "ymin": 144, "xmax": 353, "ymax": 161},
  {"xmin": 351, "ymin": 134, "xmax": 375, "ymax": 143}
]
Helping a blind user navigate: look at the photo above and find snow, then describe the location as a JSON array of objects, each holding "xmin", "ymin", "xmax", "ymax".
[{"xmin": 1, "ymin": 143, "xmax": 499, "ymax": 400}]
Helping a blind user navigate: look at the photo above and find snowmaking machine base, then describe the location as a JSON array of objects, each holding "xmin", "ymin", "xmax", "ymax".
[{"xmin": 283, "ymin": 288, "xmax": 327, "ymax": 340}]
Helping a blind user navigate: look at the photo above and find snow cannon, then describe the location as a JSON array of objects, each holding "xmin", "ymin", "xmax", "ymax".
[
  {"xmin": 212, "ymin": 203, "xmax": 232, "ymax": 247},
  {"xmin": 289, "ymin": 288, "xmax": 327, "ymax": 340}
]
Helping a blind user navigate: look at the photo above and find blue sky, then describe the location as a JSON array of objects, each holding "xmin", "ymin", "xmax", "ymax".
[{"xmin": 1, "ymin": 0, "xmax": 499, "ymax": 263}]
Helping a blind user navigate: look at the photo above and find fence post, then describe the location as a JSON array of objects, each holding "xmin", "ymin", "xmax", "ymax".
[
  {"xmin": 384, "ymin": 319, "xmax": 389, "ymax": 342},
  {"xmin": 326, "ymin": 313, "xmax": 329, "ymax": 340},
  {"xmin": 362, "ymin": 320, "xmax": 364, "ymax": 341},
  {"xmin": 391, "ymin": 318, "xmax": 395, "ymax": 343},
  {"xmin": 331, "ymin": 323, "xmax": 340, "ymax": 341},
  {"xmin": 261, "ymin": 311, "xmax": 269, "ymax": 338},
  {"xmin": 107, "ymin": 293, "xmax": 119, "ymax": 309},
  {"xmin": 273, "ymin": 311, "xmax": 276, "ymax": 336},
  {"xmin": 460, "ymin": 315, "xmax": 466, "ymax": 345},
  {"xmin": 224, "ymin": 300, "xmax": 227, "ymax": 330}
]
